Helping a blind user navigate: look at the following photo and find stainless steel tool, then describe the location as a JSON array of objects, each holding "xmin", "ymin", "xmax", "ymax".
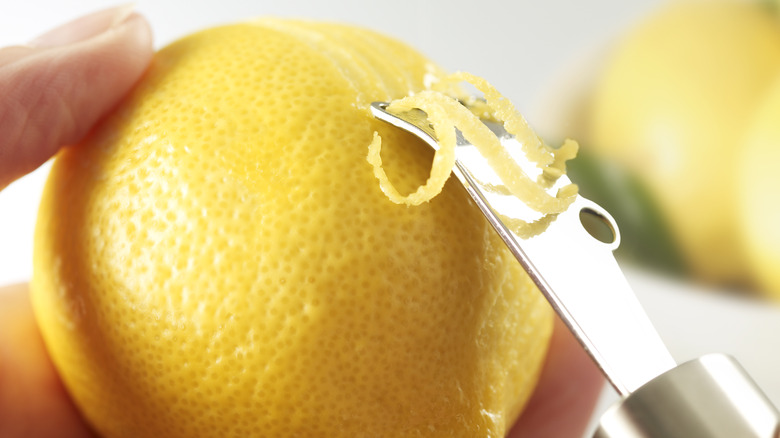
[{"xmin": 370, "ymin": 101, "xmax": 780, "ymax": 438}]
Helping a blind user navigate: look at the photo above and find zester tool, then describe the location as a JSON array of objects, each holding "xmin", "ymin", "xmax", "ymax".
[{"xmin": 370, "ymin": 101, "xmax": 780, "ymax": 438}]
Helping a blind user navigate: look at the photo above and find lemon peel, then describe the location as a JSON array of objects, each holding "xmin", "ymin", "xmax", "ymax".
[{"xmin": 368, "ymin": 72, "xmax": 579, "ymax": 215}]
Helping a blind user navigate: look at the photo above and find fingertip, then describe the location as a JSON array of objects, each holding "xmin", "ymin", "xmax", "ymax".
[
  {"xmin": 29, "ymin": 4, "xmax": 140, "ymax": 49},
  {"xmin": 509, "ymin": 317, "xmax": 605, "ymax": 437},
  {"xmin": 0, "ymin": 8, "xmax": 154, "ymax": 189},
  {"xmin": 117, "ymin": 12, "xmax": 154, "ymax": 65},
  {"xmin": 0, "ymin": 284, "xmax": 97, "ymax": 438}
]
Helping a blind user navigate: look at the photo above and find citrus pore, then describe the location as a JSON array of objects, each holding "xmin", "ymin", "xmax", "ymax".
[{"xmin": 32, "ymin": 19, "xmax": 553, "ymax": 438}]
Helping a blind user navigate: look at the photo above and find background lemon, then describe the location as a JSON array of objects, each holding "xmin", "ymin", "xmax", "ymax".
[
  {"xmin": 31, "ymin": 19, "xmax": 552, "ymax": 438},
  {"xmin": 588, "ymin": 0, "xmax": 780, "ymax": 287},
  {"xmin": 739, "ymin": 74, "xmax": 780, "ymax": 300}
]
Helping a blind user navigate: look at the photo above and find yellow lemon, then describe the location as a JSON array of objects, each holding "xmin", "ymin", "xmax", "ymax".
[
  {"xmin": 589, "ymin": 1, "xmax": 780, "ymax": 286},
  {"xmin": 739, "ymin": 75, "xmax": 780, "ymax": 299},
  {"xmin": 31, "ymin": 19, "xmax": 552, "ymax": 438}
]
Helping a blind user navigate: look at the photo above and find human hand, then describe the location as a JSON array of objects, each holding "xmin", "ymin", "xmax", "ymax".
[
  {"xmin": 0, "ymin": 4, "xmax": 152, "ymax": 190},
  {"xmin": 0, "ymin": 5, "xmax": 153, "ymax": 436},
  {"xmin": 0, "ymin": 6, "xmax": 603, "ymax": 437}
]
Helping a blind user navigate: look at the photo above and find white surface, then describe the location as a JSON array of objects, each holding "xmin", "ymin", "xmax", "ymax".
[
  {"xmin": 3, "ymin": 1, "xmax": 779, "ymax": 437},
  {"xmin": 591, "ymin": 268, "xmax": 780, "ymax": 435},
  {"xmin": 630, "ymin": 267, "xmax": 780, "ymax": 405}
]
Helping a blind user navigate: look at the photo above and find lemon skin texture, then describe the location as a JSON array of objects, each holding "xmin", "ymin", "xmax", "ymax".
[
  {"xmin": 31, "ymin": 20, "xmax": 553, "ymax": 438},
  {"xmin": 589, "ymin": 1, "xmax": 780, "ymax": 285},
  {"xmin": 739, "ymin": 76, "xmax": 780, "ymax": 300}
]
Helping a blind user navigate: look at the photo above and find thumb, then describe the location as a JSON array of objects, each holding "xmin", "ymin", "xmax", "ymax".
[{"xmin": 0, "ymin": 5, "xmax": 154, "ymax": 189}]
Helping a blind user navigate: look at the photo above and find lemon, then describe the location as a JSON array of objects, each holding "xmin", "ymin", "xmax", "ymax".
[
  {"xmin": 739, "ymin": 75, "xmax": 780, "ymax": 299},
  {"xmin": 31, "ymin": 19, "xmax": 552, "ymax": 438},
  {"xmin": 589, "ymin": 1, "xmax": 780, "ymax": 286}
]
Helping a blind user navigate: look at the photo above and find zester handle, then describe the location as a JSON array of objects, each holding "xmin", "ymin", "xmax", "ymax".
[{"xmin": 594, "ymin": 354, "xmax": 780, "ymax": 438}]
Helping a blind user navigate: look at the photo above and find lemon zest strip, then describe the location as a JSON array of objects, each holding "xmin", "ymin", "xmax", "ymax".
[
  {"xmin": 367, "ymin": 72, "xmax": 578, "ymax": 217},
  {"xmin": 366, "ymin": 99, "xmax": 457, "ymax": 206}
]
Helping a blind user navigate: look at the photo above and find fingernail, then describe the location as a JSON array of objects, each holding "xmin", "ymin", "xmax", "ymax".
[{"xmin": 29, "ymin": 3, "xmax": 137, "ymax": 48}]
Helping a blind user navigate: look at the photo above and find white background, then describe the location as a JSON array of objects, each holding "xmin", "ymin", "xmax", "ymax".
[{"xmin": 2, "ymin": 1, "xmax": 779, "ymax": 437}]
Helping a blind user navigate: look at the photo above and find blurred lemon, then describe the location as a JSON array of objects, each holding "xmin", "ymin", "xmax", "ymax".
[
  {"xmin": 31, "ymin": 20, "xmax": 552, "ymax": 438},
  {"xmin": 589, "ymin": 0, "xmax": 780, "ymax": 286},
  {"xmin": 739, "ymin": 75, "xmax": 780, "ymax": 299}
]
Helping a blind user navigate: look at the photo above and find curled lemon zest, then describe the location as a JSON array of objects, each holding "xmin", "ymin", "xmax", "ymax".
[
  {"xmin": 367, "ymin": 72, "xmax": 578, "ymax": 222},
  {"xmin": 441, "ymin": 71, "xmax": 556, "ymax": 172},
  {"xmin": 500, "ymin": 214, "xmax": 559, "ymax": 239},
  {"xmin": 366, "ymin": 98, "xmax": 457, "ymax": 206}
]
